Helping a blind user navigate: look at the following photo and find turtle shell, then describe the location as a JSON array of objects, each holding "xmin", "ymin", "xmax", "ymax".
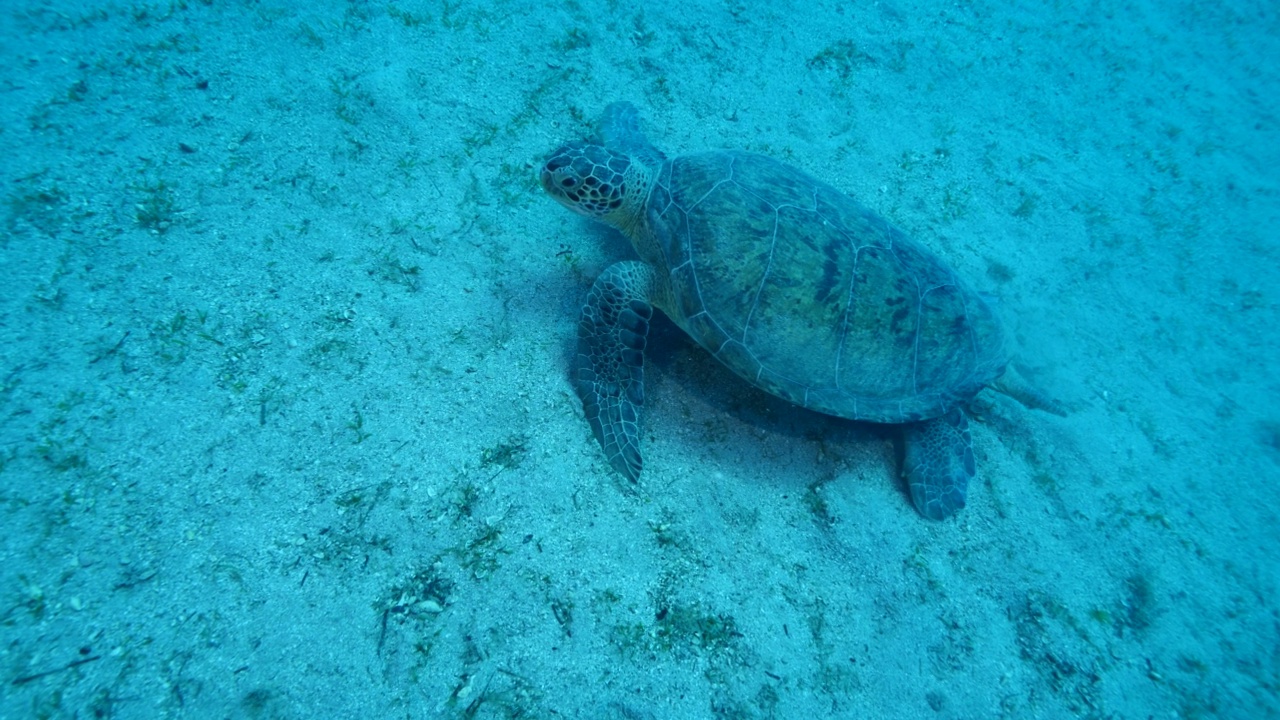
[{"xmin": 645, "ymin": 150, "xmax": 1007, "ymax": 424}]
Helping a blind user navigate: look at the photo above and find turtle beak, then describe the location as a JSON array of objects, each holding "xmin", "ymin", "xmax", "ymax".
[
  {"xmin": 540, "ymin": 148, "xmax": 571, "ymax": 193},
  {"xmin": 540, "ymin": 147, "xmax": 589, "ymax": 213},
  {"xmin": 538, "ymin": 163, "xmax": 560, "ymax": 196}
]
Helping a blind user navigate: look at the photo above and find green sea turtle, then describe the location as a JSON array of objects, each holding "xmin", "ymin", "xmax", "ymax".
[{"xmin": 541, "ymin": 102, "xmax": 1062, "ymax": 520}]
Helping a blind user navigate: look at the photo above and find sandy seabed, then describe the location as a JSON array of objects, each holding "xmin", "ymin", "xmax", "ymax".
[{"xmin": 1, "ymin": 1, "xmax": 1277, "ymax": 718}]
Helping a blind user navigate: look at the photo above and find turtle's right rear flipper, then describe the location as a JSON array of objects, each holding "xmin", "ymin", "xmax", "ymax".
[
  {"xmin": 575, "ymin": 261, "xmax": 657, "ymax": 482},
  {"xmin": 993, "ymin": 368, "xmax": 1069, "ymax": 417}
]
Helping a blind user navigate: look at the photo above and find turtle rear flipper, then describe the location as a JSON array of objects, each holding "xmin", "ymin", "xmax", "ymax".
[
  {"xmin": 902, "ymin": 408, "xmax": 975, "ymax": 520},
  {"xmin": 575, "ymin": 261, "xmax": 657, "ymax": 481},
  {"xmin": 993, "ymin": 367, "xmax": 1069, "ymax": 417}
]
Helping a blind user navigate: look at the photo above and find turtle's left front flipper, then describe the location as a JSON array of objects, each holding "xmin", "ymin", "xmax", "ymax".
[
  {"xmin": 902, "ymin": 408, "xmax": 975, "ymax": 520},
  {"xmin": 575, "ymin": 261, "xmax": 658, "ymax": 482}
]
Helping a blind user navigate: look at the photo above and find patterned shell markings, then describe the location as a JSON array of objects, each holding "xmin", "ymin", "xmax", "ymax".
[{"xmin": 646, "ymin": 150, "xmax": 1004, "ymax": 424}]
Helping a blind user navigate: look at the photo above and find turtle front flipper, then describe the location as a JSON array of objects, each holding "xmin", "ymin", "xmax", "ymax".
[
  {"xmin": 575, "ymin": 261, "xmax": 658, "ymax": 482},
  {"xmin": 596, "ymin": 101, "xmax": 667, "ymax": 168},
  {"xmin": 902, "ymin": 408, "xmax": 975, "ymax": 520}
]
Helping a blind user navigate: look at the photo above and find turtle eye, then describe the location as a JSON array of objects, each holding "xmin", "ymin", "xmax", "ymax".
[{"xmin": 560, "ymin": 177, "xmax": 577, "ymax": 188}]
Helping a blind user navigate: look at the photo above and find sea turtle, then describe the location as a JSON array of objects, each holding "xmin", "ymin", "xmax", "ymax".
[{"xmin": 541, "ymin": 102, "xmax": 1062, "ymax": 520}]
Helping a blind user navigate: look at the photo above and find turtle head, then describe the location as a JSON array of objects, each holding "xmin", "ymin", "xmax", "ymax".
[{"xmin": 541, "ymin": 142, "xmax": 651, "ymax": 229}]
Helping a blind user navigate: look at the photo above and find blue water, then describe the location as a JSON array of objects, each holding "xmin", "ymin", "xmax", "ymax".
[{"xmin": 1, "ymin": 1, "xmax": 1276, "ymax": 718}]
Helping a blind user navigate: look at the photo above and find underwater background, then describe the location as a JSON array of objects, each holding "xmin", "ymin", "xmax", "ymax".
[{"xmin": 1, "ymin": 1, "xmax": 1276, "ymax": 717}]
